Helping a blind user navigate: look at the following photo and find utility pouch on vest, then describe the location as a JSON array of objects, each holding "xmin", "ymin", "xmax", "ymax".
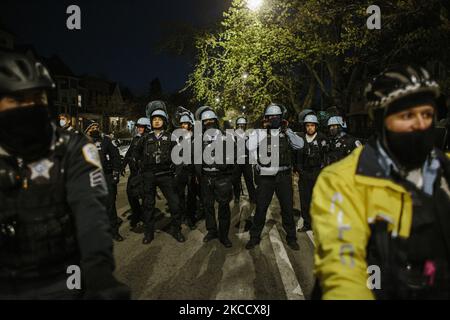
[
  {"xmin": 0, "ymin": 217, "xmax": 17, "ymax": 251},
  {"xmin": 0, "ymin": 161, "xmax": 22, "ymax": 191}
]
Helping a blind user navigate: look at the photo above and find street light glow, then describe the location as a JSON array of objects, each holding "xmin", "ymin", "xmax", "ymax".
[{"xmin": 247, "ymin": 0, "xmax": 263, "ymax": 12}]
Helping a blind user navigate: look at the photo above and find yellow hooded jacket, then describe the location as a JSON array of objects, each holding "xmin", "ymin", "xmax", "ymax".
[{"xmin": 311, "ymin": 144, "xmax": 450, "ymax": 300}]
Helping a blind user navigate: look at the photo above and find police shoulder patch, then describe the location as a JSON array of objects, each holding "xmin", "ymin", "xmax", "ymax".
[{"xmin": 82, "ymin": 143, "xmax": 102, "ymax": 168}]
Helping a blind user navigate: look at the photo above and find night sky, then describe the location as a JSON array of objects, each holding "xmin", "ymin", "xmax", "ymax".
[{"xmin": 0, "ymin": 0, "xmax": 232, "ymax": 94}]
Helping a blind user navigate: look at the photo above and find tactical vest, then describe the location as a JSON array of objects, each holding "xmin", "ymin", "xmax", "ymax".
[
  {"xmin": 327, "ymin": 134, "xmax": 358, "ymax": 165},
  {"xmin": 258, "ymin": 131, "xmax": 292, "ymax": 168},
  {"xmin": 202, "ymin": 130, "xmax": 232, "ymax": 175},
  {"xmin": 303, "ymin": 134, "xmax": 326, "ymax": 169},
  {"xmin": 93, "ymin": 135, "xmax": 113, "ymax": 174},
  {"xmin": 176, "ymin": 135, "xmax": 195, "ymax": 175},
  {"xmin": 367, "ymin": 166, "xmax": 450, "ymax": 299},
  {"xmin": 0, "ymin": 131, "xmax": 80, "ymax": 282},
  {"xmin": 128, "ymin": 136, "xmax": 142, "ymax": 174},
  {"xmin": 235, "ymin": 133, "xmax": 250, "ymax": 165},
  {"xmin": 142, "ymin": 132, "xmax": 173, "ymax": 173}
]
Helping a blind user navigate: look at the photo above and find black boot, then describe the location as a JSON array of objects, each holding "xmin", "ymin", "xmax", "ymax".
[
  {"xmin": 142, "ymin": 233, "xmax": 154, "ymax": 245},
  {"xmin": 220, "ymin": 237, "xmax": 232, "ymax": 248},
  {"xmin": 245, "ymin": 238, "xmax": 260, "ymax": 250},
  {"xmin": 203, "ymin": 232, "xmax": 218, "ymax": 243},
  {"xmin": 172, "ymin": 230, "xmax": 186, "ymax": 243}
]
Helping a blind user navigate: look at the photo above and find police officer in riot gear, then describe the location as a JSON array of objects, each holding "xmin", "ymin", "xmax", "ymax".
[
  {"xmin": 232, "ymin": 116, "xmax": 256, "ymax": 204},
  {"xmin": 195, "ymin": 106, "xmax": 234, "ymax": 248},
  {"xmin": 122, "ymin": 117, "xmax": 151, "ymax": 230},
  {"xmin": 312, "ymin": 65, "xmax": 450, "ymax": 299},
  {"xmin": 85, "ymin": 121, "xmax": 124, "ymax": 242},
  {"xmin": 0, "ymin": 50, "xmax": 129, "ymax": 299},
  {"xmin": 297, "ymin": 109, "xmax": 315, "ymax": 134},
  {"xmin": 295, "ymin": 114, "xmax": 328, "ymax": 232},
  {"xmin": 134, "ymin": 101, "xmax": 185, "ymax": 245},
  {"xmin": 326, "ymin": 115, "xmax": 362, "ymax": 165},
  {"xmin": 246, "ymin": 104, "xmax": 304, "ymax": 251},
  {"xmin": 174, "ymin": 108, "xmax": 198, "ymax": 230}
]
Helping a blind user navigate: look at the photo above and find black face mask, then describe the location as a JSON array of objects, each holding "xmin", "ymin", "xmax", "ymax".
[
  {"xmin": 385, "ymin": 127, "xmax": 435, "ymax": 170},
  {"xmin": 268, "ymin": 117, "xmax": 281, "ymax": 129},
  {"xmin": 89, "ymin": 130, "xmax": 100, "ymax": 139},
  {"xmin": 204, "ymin": 121, "xmax": 218, "ymax": 131},
  {"xmin": 329, "ymin": 126, "xmax": 341, "ymax": 137},
  {"xmin": 0, "ymin": 105, "xmax": 53, "ymax": 162}
]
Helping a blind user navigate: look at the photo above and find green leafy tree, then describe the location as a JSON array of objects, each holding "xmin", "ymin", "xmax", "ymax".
[{"xmin": 187, "ymin": 0, "xmax": 450, "ymax": 121}]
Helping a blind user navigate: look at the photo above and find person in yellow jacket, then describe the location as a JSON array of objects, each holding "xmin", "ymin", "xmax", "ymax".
[{"xmin": 311, "ymin": 65, "xmax": 450, "ymax": 300}]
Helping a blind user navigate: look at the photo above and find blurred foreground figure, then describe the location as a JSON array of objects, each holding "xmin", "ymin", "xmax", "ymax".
[
  {"xmin": 0, "ymin": 50, "xmax": 130, "ymax": 300},
  {"xmin": 312, "ymin": 65, "xmax": 450, "ymax": 300}
]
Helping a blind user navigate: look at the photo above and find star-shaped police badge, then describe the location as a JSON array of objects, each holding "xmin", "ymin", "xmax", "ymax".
[{"xmin": 28, "ymin": 159, "xmax": 54, "ymax": 180}]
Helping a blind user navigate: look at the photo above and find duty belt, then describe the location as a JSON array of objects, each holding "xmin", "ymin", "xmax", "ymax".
[
  {"xmin": 259, "ymin": 166, "xmax": 291, "ymax": 176},
  {"xmin": 154, "ymin": 170, "xmax": 173, "ymax": 177},
  {"xmin": 203, "ymin": 167, "xmax": 220, "ymax": 172},
  {"xmin": 202, "ymin": 168, "xmax": 231, "ymax": 177}
]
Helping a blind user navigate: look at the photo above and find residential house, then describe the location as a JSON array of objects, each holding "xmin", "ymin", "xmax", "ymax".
[
  {"xmin": 107, "ymin": 82, "xmax": 127, "ymax": 134},
  {"xmin": 79, "ymin": 76, "xmax": 110, "ymax": 131},
  {"xmin": 80, "ymin": 77, "xmax": 128, "ymax": 134},
  {"xmin": 42, "ymin": 55, "xmax": 84, "ymax": 128}
]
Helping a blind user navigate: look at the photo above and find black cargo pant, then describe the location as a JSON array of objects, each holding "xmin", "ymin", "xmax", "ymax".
[
  {"xmin": 105, "ymin": 173, "xmax": 119, "ymax": 235},
  {"xmin": 142, "ymin": 172, "xmax": 182, "ymax": 237},
  {"xmin": 126, "ymin": 171, "xmax": 144, "ymax": 227},
  {"xmin": 232, "ymin": 164, "xmax": 256, "ymax": 202},
  {"xmin": 201, "ymin": 174, "xmax": 233, "ymax": 239},
  {"xmin": 176, "ymin": 169, "xmax": 198, "ymax": 223},
  {"xmin": 250, "ymin": 170, "xmax": 297, "ymax": 242},
  {"xmin": 298, "ymin": 168, "xmax": 321, "ymax": 229}
]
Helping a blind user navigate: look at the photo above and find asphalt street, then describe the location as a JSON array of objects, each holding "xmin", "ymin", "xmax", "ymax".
[{"xmin": 113, "ymin": 172, "xmax": 315, "ymax": 300}]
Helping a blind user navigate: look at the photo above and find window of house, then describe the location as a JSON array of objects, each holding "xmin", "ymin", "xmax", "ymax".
[
  {"xmin": 70, "ymin": 79, "xmax": 78, "ymax": 89},
  {"xmin": 60, "ymin": 79, "xmax": 69, "ymax": 90}
]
